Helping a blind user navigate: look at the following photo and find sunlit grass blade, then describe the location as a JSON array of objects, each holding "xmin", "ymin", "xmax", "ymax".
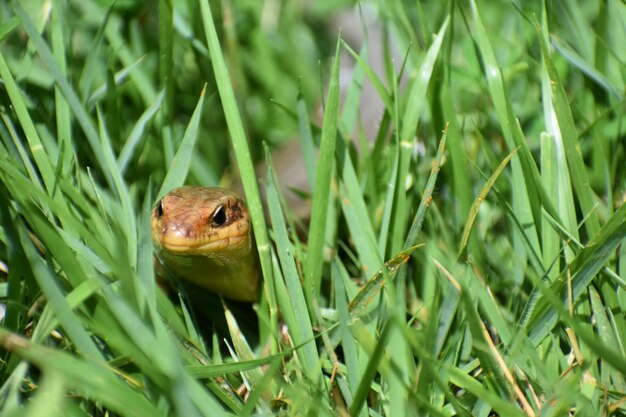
[
  {"xmin": 156, "ymin": 85, "xmax": 206, "ymax": 200},
  {"xmin": 588, "ymin": 286, "xmax": 619, "ymax": 360},
  {"xmin": 550, "ymin": 36, "xmax": 620, "ymax": 99},
  {"xmin": 198, "ymin": 0, "xmax": 274, "ymax": 319},
  {"xmin": 0, "ymin": 110, "xmax": 44, "ymax": 190},
  {"xmin": 540, "ymin": 132, "xmax": 562, "ymax": 281},
  {"xmin": 304, "ymin": 36, "xmax": 341, "ymax": 298},
  {"xmin": 526, "ymin": 203, "xmax": 626, "ymax": 344},
  {"xmin": 14, "ymin": 3, "xmax": 116, "ymax": 190},
  {"xmin": 265, "ymin": 145, "xmax": 320, "ymax": 381},
  {"xmin": 376, "ymin": 90, "xmax": 400, "ymax": 254},
  {"xmin": 0, "ymin": 328, "xmax": 164, "ymax": 417},
  {"xmin": 185, "ymin": 353, "xmax": 283, "ymax": 379},
  {"xmin": 1, "ymin": 1, "xmax": 624, "ymax": 415},
  {"xmin": 223, "ymin": 306, "xmax": 270, "ymax": 400},
  {"xmin": 535, "ymin": 9, "xmax": 600, "ymax": 238},
  {"xmin": 22, "ymin": 372, "xmax": 67, "ymax": 417},
  {"xmin": 398, "ymin": 17, "xmax": 448, "ymax": 146},
  {"xmin": 136, "ymin": 188, "xmax": 157, "ymax": 317},
  {"xmin": 390, "ymin": 17, "xmax": 448, "ymax": 256},
  {"xmin": 541, "ymin": 209, "xmax": 626, "ymax": 288},
  {"xmin": 0, "ymin": 51, "xmax": 55, "ymax": 192}
]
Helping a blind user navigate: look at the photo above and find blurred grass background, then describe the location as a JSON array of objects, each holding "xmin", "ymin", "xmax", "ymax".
[{"xmin": 1, "ymin": 0, "xmax": 625, "ymax": 416}]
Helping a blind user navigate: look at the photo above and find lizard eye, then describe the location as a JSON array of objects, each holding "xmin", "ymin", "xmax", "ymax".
[
  {"xmin": 156, "ymin": 200, "xmax": 164, "ymax": 218},
  {"xmin": 212, "ymin": 205, "xmax": 227, "ymax": 227}
]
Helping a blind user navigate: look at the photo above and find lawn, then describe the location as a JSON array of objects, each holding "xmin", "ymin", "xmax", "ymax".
[{"xmin": 1, "ymin": 0, "xmax": 625, "ymax": 416}]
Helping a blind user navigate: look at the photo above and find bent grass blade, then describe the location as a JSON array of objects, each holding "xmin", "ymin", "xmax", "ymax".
[
  {"xmin": 348, "ymin": 245, "xmax": 423, "ymax": 318},
  {"xmin": 458, "ymin": 147, "xmax": 519, "ymax": 258}
]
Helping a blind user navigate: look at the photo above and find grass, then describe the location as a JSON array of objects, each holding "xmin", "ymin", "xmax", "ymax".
[{"xmin": 1, "ymin": 0, "xmax": 625, "ymax": 416}]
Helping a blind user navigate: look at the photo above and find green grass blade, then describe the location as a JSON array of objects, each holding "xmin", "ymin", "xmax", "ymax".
[
  {"xmin": 50, "ymin": 2, "xmax": 73, "ymax": 177},
  {"xmin": 535, "ymin": 10, "xmax": 600, "ymax": 237},
  {"xmin": 0, "ymin": 328, "xmax": 165, "ymax": 417},
  {"xmin": 23, "ymin": 371, "xmax": 67, "ymax": 417},
  {"xmin": 0, "ymin": 111, "xmax": 44, "ymax": 190},
  {"xmin": 527, "ymin": 203, "xmax": 626, "ymax": 344},
  {"xmin": 86, "ymin": 56, "xmax": 149, "ymax": 108},
  {"xmin": 1, "ymin": 2, "xmax": 624, "ymax": 415},
  {"xmin": 376, "ymin": 79, "xmax": 401, "ymax": 255},
  {"xmin": 445, "ymin": 363, "xmax": 526, "ymax": 417},
  {"xmin": 156, "ymin": 85, "xmax": 206, "ymax": 200},
  {"xmin": 0, "ymin": 51, "xmax": 56, "ymax": 191},
  {"xmin": 0, "ymin": 15, "xmax": 20, "ymax": 41},
  {"xmin": 348, "ymin": 245, "xmax": 420, "ymax": 318},
  {"xmin": 468, "ymin": 0, "xmax": 542, "ymax": 252},
  {"xmin": 340, "ymin": 15, "xmax": 368, "ymax": 135},
  {"xmin": 295, "ymin": 89, "xmax": 317, "ymax": 190},
  {"xmin": 404, "ymin": 129, "xmax": 447, "ymax": 249},
  {"xmin": 342, "ymin": 40, "xmax": 393, "ymax": 115},
  {"xmin": 96, "ymin": 108, "xmax": 137, "ymax": 269},
  {"xmin": 551, "ymin": 36, "xmax": 620, "ymax": 99},
  {"xmin": 185, "ymin": 354, "xmax": 283, "ymax": 379},
  {"xmin": 458, "ymin": 147, "xmax": 518, "ymax": 257},
  {"xmin": 390, "ymin": 17, "xmax": 448, "ymax": 255},
  {"xmin": 540, "ymin": 133, "xmax": 562, "ymax": 280},
  {"xmin": 331, "ymin": 260, "xmax": 367, "ymax": 417},
  {"xmin": 13, "ymin": 3, "xmax": 116, "ymax": 190},
  {"xmin": 76, "ymin": 5, "xmax": 112, "ymax": 102},
  {"xmin": 265, "ymin": 145, "xmax": 320, "ymax": 381},
  {"xmin": 348, "ymin": 321, "xmax": 393, "ymax": 417},
  {"xmin": 198, "ymin": 0, "xmax": 273, "ymax": 313},
  {"xmin": 159, "ymin": 0, "xmax": 174, "ymax": 125},
  {"xmin": 16, "ymin": 223, "xmax": 103, "ymax": 362},
  {"xmin": 440, "ymin": 83, "xmax": 472, "ymax": 227},
  {"xmin": 118, "ymin": 90, "xmax": 164, "ymax": 174},
  {"xmin": 223, "ymin": 306, "xmax": 268, "ymax": 395},
  {"xmin": 304, "ymin": 36, "xmax": 341, "ymax": 298},
  {"xmin": 338, "ymin": 140, "xmax": 384, "ymax": 275}
]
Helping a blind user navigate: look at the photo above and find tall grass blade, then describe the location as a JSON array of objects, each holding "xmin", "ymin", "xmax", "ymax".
[
  {"xmin": 265, "ymin": 145, "xmax": 320, "ymax": 381},
  {"xmin": 198, "ymin": 0, "xmax": 273, "ymax": 311},
  {"xmin": 304, "ymin": 36, "xmax": 341, "ymax": 298},
  {"xmin": 156, "ymin": 85, "xmax": 206, "ymax": 200}
]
